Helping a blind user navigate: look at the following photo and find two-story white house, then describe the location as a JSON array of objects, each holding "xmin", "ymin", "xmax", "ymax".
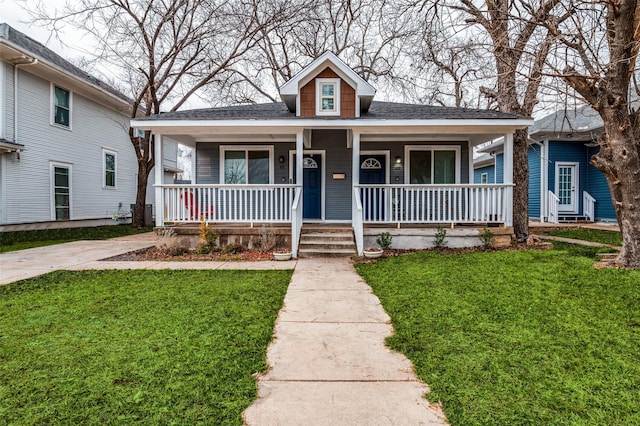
[{"xmin": 0, "ymin": 23, "xmax": 178, "ymax": 230}]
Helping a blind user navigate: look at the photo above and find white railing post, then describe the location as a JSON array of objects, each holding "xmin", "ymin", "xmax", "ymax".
[
  {"xmin": 548, "ymin": 190, "xmax": 559, "ymax": 224},
  {"xmin": 291, "ymin": 186, "xmax": 302, "ymax": 257},
  {"xmin": 583, "ymin": 191, "xmax": 596, "ymax": 222}
]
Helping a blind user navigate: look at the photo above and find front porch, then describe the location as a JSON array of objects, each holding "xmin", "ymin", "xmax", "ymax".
[{"xmin": 157, "ymin": 182, "xmax": 514, "ymax": 255}]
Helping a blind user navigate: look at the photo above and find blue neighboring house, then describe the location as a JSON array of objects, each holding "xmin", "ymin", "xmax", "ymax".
[{"xmin": 474, "ymin": 107, "xmax": 616, "ymax": 223}]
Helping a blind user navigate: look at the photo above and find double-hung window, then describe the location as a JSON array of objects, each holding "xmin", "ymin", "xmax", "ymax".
[
  {"xmin": 316, "ymin": 78, "xmax": 340, "ymax": 116},
  {"xmin": 53, "ymin": 85, "xmax": 71, "ymax": 128},
  {"xmin": 103, "ymin": 149, "xmax": 117, "ymax": 188},
  {"xmin": 51, "ymin": 162, "xmax": 71, "ymax": 220},
  {"xmin": 405, "ymin": 145, "xmax": 460, "ymax": 184},
  {"xmin": 480, "ymin": 172, "xmax": 488, "ymax": 184},
  {"xmin": 220, "ymin": 146, "xmax": 273, "ymax": 184}
]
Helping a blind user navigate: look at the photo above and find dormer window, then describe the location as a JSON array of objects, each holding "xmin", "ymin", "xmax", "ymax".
[{"xmin": 316, "ymin": 78, "xmax": 340, "ymax": 116}]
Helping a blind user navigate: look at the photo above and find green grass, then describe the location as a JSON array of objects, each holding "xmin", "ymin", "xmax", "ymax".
[
  {"xmin": 542, "ymin": 227, "xmax": 622, "ymax": 246},
  {"xmin": 0, "ymin": 269, "xmax": 292, "ymax": 425},
  {"xmin": 356, "ymin": 246, "xmax": 640, "ymax": 425},
  {"xmin": 0, "ymin": 225, "xmax": 153, "ymax": 252}
]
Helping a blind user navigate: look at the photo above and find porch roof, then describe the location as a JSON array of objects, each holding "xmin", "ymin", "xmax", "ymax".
[{"xmin": 134, "ymin": 101, "xmax": 526, "ymax": 122}]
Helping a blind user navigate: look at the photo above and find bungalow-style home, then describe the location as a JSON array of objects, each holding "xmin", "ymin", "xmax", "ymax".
[
  {"xmin": 474, "ymin": 107, "xmax": 615, "ymax": 223},
  {"xmin": 132, "ymin": 52, "xmax": 532, "ymax": 256},
  {"xmin": 0, "ymin": 23, "xmax": 179, "ymax": 231}
]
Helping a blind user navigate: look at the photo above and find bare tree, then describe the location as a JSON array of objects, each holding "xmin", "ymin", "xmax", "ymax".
[
  {"xmin": 29, "ymin": 0, "xmax": 290, "ymax": 227},
  {"xmin": 215, "ymin": 0, "xmax": 420, "ymax": 104},
  {"xmin": 545, "ymin": 1, "xmax": 640, "ymax": 268},
  {"xmin": 422, "ymin": 0, "xmax": 566, "ymax": 239}
]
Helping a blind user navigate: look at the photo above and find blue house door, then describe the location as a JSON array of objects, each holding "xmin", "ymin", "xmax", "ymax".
[
  {"xmin": 293, "ymin": 154, "xmax": 322, "ymax": 219},
  {"xmin": 359, "ymin": 154, "xmax": 386, "ymax": 221}
]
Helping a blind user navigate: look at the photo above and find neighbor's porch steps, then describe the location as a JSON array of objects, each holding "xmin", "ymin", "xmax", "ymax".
[
  {"xmin": 298, "ymin": 225, "xmax": 356, "ymax": 258},
  {"xmin": 558, "ymin": 215, "xmax": 592, "ymax": 223}
]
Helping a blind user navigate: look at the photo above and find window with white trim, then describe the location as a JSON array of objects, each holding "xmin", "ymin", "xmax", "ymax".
[
  {"xmin": 480, "ymin": 172, "xmax": 488, "ymax": 184},
  {"xmin": 316, "ymin": 78, "xmax": 340, "ymax": 115},
  {"xmin": 53, "ymin": 85, "xmax": 71, "ymax": 128},
  {"xmin": 220, "ymin": 146, "xmax": 273, "ymax": 184},
  {"xmin": 103, "ymin": 149, "xmax": 117, "ymax": 188},
  {"xmin": 405, "ymin": 145, "xmax": 460, "ymax": 184},
  {"xmin": 51, "ymin": 163, "xmax": 71, "ymax": 220}
]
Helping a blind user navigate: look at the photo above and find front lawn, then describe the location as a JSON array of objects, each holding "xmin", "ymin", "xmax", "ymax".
[
  {"xmin": 356, "ymin": 246, "xmax": 640, "ymax": 425},
  {"xmin": 0, "ymin": 225, "xmax": 153, "ymax": 253},
  {"xmin": 0, "ymin": 269, "xmax": 291, "ymax": 425},
  {"xmin": 539, "ymin": 227, "xmax": 622, "ymax": 246}
]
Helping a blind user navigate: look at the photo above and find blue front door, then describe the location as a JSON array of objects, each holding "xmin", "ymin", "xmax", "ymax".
[
  {"xmin": 360, "ymin": 154, "xmax": 387, "ymax": 221},
  {"xmin": 294, "ymin": 154, "xmax": 322, "ymax": 219}
]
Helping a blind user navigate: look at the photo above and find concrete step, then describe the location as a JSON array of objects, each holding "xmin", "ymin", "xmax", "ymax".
[
  {"xmin": 300, "ymin": 241, "xmax": 356, "ymax": 251},
  {"xmin": 300, "ymin": 232, "xmax": 354, "ymax": 240},
  {"xmin": 298, "ymin": 247, "xmax": 356, "ymax": 258}
]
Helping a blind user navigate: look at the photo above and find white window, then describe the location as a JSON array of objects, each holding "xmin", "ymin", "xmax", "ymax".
[
  {"xmin": 52, "ymin": 85, "xmax": 72, "ymax": 128},
  {"xmin": 220, "ymin": 146, "xmax": 273, "ymax": 184},
  {"xmin": 316, "ymin": 78, "xmax": 340, "ymax": 116},
  {"xmin": 481, "ymin": 172, "xmax": 488, "ymax": 184},
  {"xmin": 405, "ymin": 145, "xmax": 461, "ymax": 184},
  {"xmin": 103, "ymin": 149, "xmax": 117, "ymax": 188},
  {"xmin": 51, "ymin": 162, "xmax": 72, "ymax": 220}
]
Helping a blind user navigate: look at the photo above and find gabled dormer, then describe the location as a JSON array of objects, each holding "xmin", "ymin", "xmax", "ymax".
[{"xmin": 279, "ymin": 52, "xmax": 376, "ymax": 118}]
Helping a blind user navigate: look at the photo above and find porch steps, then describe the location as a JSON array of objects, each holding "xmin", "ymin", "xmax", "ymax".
[
  {"xmin": 298, "ymin": 226, "xmax": 356, "ymax": 258},
  {"xmin": 558, "ymin": 215, "xmax": 592, "ymax": 223}
]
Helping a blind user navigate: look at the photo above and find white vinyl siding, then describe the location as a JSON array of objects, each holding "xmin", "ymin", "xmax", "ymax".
[{"xmin": 2, "ymin": 69, "xmax": 138, "ymax": 225}]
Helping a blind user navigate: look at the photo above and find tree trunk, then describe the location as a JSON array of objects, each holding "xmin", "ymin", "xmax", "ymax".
[
  {"xmin": 593, "ymin": 110, "xmax": 640, "ymax": 268},
  {"xmin": 132, "ymin": 158, "xmax": 151, "ymax": 228},
  {"xmin": 513, "ymin": 128, "xmax": 530, "ymax": 239}
]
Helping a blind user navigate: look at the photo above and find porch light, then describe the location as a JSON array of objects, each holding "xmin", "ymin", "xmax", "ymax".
[
  {"xmin": 395, "ymin": 156, "xmax": 402, "ymax": 164},
  {"xmin": 279, "ymin": 155, "xmax": 285, "ymax": 163}
]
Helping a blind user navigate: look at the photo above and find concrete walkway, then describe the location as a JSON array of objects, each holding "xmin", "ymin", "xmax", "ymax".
[
  {"xmin": 0, "ymin": 233, "xmax": 295, "ymax": 285},
  {"xmin": 243, "ymin": 258, "xmax": 448, "ymax": 425}
]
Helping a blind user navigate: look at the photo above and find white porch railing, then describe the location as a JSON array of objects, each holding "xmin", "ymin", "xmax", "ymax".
[
  {"xmin": 291, "ymin": 188, "xmax": 303, "ymax": 256},
  {"xmin": 352, "ymin": 187, "xmax": 364, "ymax": 255},
  {"xmin": 161, "ymin": 184, "xmax": 300, "ymax": 223},
  {"xmin": 583, "ymin": 191, "xmax": 596, "ymax": 222},
  {"xmin": 356, "ymin": 184, "xmax": 512, "ymax": 225},
  {"xmin": 548, "ymin": 190, "xmax": 559, "ymax": 224}
]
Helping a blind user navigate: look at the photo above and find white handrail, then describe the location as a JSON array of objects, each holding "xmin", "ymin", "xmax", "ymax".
[
  {"xmin": 583, "ymin": 191, "xmax": 596, "ymax": 222},
  {"xmin": 356, "ymin": 184, "xmax": 511, "ymax": 225},
  {"xmin": 352, "ymin": 187, "xmax": 364, "ymax": 255},
  {"xmin": 291, "ymin": 187, "xmax": 303, "ymax": 257},
  {"xmin": 548, "ymin": 190, "xmax": 559, "ymax": 224}
]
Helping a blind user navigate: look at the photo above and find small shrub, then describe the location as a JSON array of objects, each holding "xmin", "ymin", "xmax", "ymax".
[
  {"xmin": 478, "ymin": 227, "xmax": 495, "ymax": 248},
  {"xmin": 224, "ymin": 243, "xmax": 244, "ymax": 254},
  {"xmin": 167, "ymin": 245, "xmax": 189, "ymax": 256},
  {"xmin": 197, "ymin": 222, "xmax": 219, "ymax": 254},
  {"xmin": 433, "ymin": 225, "xmax": 448, "ymax": 248},
  {"xmin": 376, "ymin": 232, "xmax": 393, "ymax": 250}
]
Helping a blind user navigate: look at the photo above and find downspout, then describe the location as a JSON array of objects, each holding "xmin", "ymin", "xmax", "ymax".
[{"xmin": 13, "ymin": 56, "xmax": 38, "ymax": 147}]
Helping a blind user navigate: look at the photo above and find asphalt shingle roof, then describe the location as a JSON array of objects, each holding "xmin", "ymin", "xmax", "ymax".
[
  {"xmin": 0, "ymin": 23, "xmax": 130, "ymax": 103},
  {"xmin": 136, "ymin": 101, "xmax": 524, "ymax": 121}
]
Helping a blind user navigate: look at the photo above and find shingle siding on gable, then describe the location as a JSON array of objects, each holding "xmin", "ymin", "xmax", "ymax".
[{"xmin": 299, "ymin": 68, "xmax": 356, "ymax": 117}]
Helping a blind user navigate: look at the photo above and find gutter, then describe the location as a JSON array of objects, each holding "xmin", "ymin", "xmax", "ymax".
[{"xmin": 13, "ymin": 56, "xmax": 38, "ymax": 148}]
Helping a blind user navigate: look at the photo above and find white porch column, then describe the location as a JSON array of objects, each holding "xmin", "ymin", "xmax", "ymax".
[
  {"xmin": 503, "ymin": 132, "xmax": 514, "ymax": 227},
  {"xmin": 291, "ymin": 130, "xmax": 304, "ymax": 256},
  {"xmin": 296, "ymin": 130, "xmax": 304, "ymax": 184},
  {"xmin": 351, "ymin": 130, "xmax": 364, "ymax": 255},
  {"xmin": 154, "ymin": 133, "xmax": 164, "ymax": 227}
]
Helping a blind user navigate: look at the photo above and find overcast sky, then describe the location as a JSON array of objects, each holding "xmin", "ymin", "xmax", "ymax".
[{"xmin": 1, "ymin": 0, "xmax": 89, "ymax": 59}]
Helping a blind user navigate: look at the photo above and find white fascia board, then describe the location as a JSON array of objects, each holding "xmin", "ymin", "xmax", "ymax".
[
  {"xmin": 1, "ymin": 39, "xmax": 131, "ymax": 112},
  {"xmin": 279, "ymin": 52, "xmax": 376, "ymax": 97},
  {"xmin": 131, "ymin": 118, "xmax": 533, "ymax": 134}
]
